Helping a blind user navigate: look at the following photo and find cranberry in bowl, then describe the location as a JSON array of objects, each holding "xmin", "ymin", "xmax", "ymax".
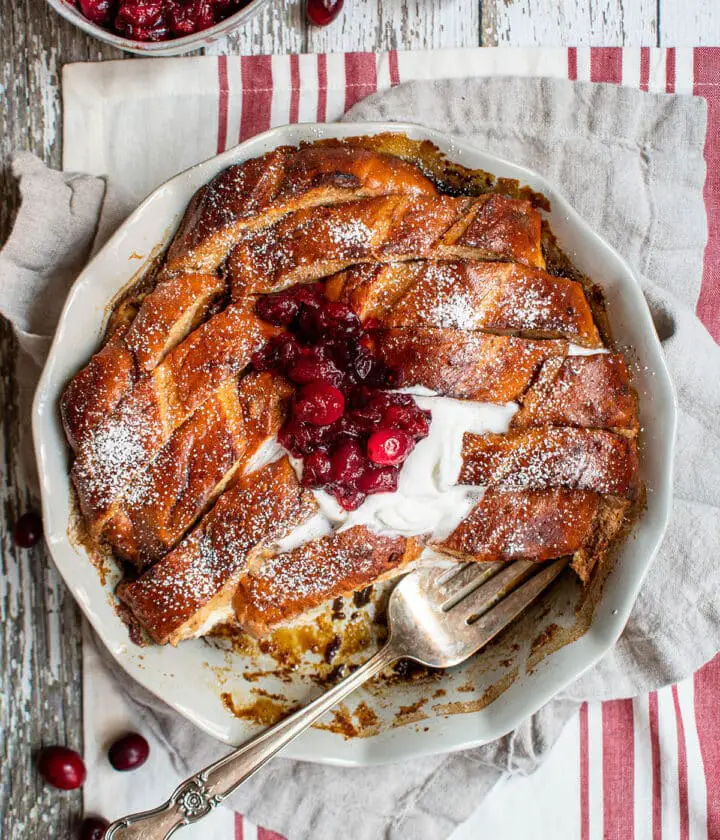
[{"xmin": 47, "ymin": 0, "xmax": 268, "ymax": 55}]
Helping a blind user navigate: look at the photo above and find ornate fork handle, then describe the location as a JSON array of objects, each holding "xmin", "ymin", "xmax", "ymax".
[{"xmin": 105, "ymin": 642, "xmax": 400, "ymax": 839}]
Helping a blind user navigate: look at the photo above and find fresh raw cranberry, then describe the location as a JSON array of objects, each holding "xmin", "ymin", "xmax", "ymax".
[
  {"xmin": 108, "ymin": 733, "xmax": 149, "ymax": 771},
  {"xmin": 306, "ymin": 0, "xmax": 343, "ymax": 25},
  {"xmin": 78, "ymin": 0, "xmax": 113, "ymax": 25},
  {"xmin": 13, "ymin": 512, "xmax": 42, "ymax": 549},
  {"xmin": 295, "ymin": 382, "xmax": 345, "ymax": 426},
  {"xmin": 330, "ymin": 440, "xmax": 365, "ymax": 484},
  {"xmin": 359, "ymin": 466, "xmax": 399, "ymax": 494},
  {"xmin": 80, "ymin": 817, "xmax": 110, "ymax": 840},
  {"xmin": 256, "ymin": 291, "xmax": 302, "ymax": 327},
  {"xmin": 38, "ymin": 746, "xmax": 86, "ymax": 790},
  {"xmin": 301, "ymin": 450, "xmax": 332, "ymax": 487},
  {"xmin": 288, "ymin": 358, "xmax": 343, "ymax": 387},
  {"xmin": 367, "ymin": 430, "xmax": 415, "ymax": 466},
  {"xmin": 331, "ymin": 485, "xmax": 366, "ymax": 511}
]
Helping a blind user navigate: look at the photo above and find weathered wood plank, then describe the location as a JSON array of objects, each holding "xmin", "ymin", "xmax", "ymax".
[
  {"xmin": 305, "ymin": 0, "xmax": 480, "ymax": 53},
  {"xmin": 0, "ymin": 3, "xmax": 122, "ymax": 839},
  {"xmin": 658, "ymin": 0, "xmax": 720, "ymax": 45},
  {"xmin": 483, "ymin": 0, "xmax": 658, "ymax": 47}
]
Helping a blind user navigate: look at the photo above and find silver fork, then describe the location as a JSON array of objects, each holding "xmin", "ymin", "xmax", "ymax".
[{"xmin": 105, "ymin": 558, "xmax": 567, "ymax": 839}]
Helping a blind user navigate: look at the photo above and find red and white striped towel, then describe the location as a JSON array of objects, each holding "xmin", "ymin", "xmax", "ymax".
[{"xmin": 63, "ymin": 47, "xmax": 720, "ymax": 840}]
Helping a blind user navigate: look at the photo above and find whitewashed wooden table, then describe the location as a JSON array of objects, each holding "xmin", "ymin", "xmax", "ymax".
[{"xmin": 1, "ymin": 2, "xmax": 718, "ymax": 837}]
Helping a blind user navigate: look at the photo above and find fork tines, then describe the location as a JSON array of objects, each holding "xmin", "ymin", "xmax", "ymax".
[{"xmin": 440, "ymin": 558, "xmax": 568, "ymax": 645}]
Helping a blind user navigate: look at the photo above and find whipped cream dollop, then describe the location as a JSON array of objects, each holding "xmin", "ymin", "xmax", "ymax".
[{"xmin": 275, "ymin": 389, "xmax": 518, "ymax": 549}]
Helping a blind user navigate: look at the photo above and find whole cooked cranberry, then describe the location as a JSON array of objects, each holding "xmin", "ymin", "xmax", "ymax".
[
  {"xmin": 38, "ymin": 746, "xmax": 86, "ymax": 790},
  {"xmin": 331, "ymin": 485, "xmax": 366, "ymax": 511},
  {"xmin": 330, "ymin": 440, "xmax": 365, "ymax": 484},
  {"xmin": 78, "ymin": 0, "xmax": 113, "ymax": 25},
  {"xmin": 115, "ymin": 15, "xmax": 169, "ymax": 39},
  {"xmin": 278, "ymin": 419, "xmax": 319, "ymax": 456},
  {"xmin": 80, "ymin": 817, "xmax": 110, "ymax": 840},
  {"xmin": 275, "ymin": 334, "xmax": 301, "ymax": 369},
  {"xmin": 306, "ymin": 0, "xmax": 343, "ymax": 25},
  {"xmin": 115, "ymin": 0, "xmax": 162, "ymax": 27},
  {"xmin": 294, "ymin": 283, "xmax": 325, "ymax": 309},
  {"xmin": 256, "ymin": 291, "xmax": 302, "ymax": 327},
  {"xmin": 383, "ymin": 405, "xmax": 431, "ymax": 439},
  {"xmin": 359, "ymin": 466, "xmax": 399, "ymax": 494},
  {"xmin": 288, "ymin": 358, "xmax": 343, "ymax": 387},
  {"xmin": 108, "ymin": 733, "xmax": 149, "ymax": 771},
  {"xmin": 295, "ymin": 382, "xmax": 345, "ymax": 426},
  {"xmin": 316, "ymin": 302, "xmax": 360, "ymax": 338},
  {"xmin": 13, "ymin": 511, "xmax": 42, "ymax": 549},
  {"xmin": 367, "ymin": 430, "xmax": 415, "ymax": 466},
  {"xmin": 301, "ymin": 450, "xmax": 332, "ymax": 487},
  {"xmin": 349, "ymin": 404, "xmax": 384, "ymax": 432}
]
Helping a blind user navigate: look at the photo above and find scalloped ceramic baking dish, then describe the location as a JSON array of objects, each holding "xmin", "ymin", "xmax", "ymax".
[{"xmin": 32, "ymin": 122, "xmax": 676, "ymax": 765}]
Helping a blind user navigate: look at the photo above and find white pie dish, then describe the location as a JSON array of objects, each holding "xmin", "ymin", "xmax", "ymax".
[{"xmin": 32, "ymin": 122, "xmax": 676, "ymax": 766}]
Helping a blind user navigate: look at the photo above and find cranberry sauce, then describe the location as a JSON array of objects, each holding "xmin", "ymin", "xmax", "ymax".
[
  {"xmin": 251, "ymin": 281, "xmax": 431, "ymax": 511},
  {"xmin": 77, "ymin": 0, "xmax": 252, "ymax": 42}
]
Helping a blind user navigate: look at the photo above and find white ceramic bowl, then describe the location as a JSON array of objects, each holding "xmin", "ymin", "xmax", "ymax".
[
  {"xmin": 32, "ymin": 123, "xmax": 676, "ymax": 765},
  {"xmin": 46, "ymin": 0, "xmax": 269, "ymax": 56}
]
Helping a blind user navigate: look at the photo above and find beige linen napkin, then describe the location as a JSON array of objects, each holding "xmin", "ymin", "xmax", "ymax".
[{"xmin": 1, "ymin": 77, "xmax": 716, "ymax": 840}]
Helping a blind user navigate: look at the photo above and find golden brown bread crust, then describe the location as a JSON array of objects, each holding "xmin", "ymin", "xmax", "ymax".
[
  {"xmin": 102, "ymin": 373, "xmax": 292, "ymax": 568},
  {"xmin": 61, "ymin": 324, "xmax": 136, "ymax": 454},
  {"xmin": 117, "ymin": 457, "xmax": 318, "ymax": 645},
  {"xmin": 326, "ymin": 261, "xmax": 601, "ymax": 346},
  {"xmin": 459, "ymin": 427, "xmax": 640, "ymax": 499},
  {"xmin": 435, "ymin": 488, "xmax": 602, "ymax": 562},
  {"xmin": 61, "ymin": 273, "xmax": 224, "ymax": 452},
  {"xmin": 71, "ymin": 308, "xmax": 278, "ymax": 533},
  {"xmin": 233, "ymin": 526, "xmax": 423, "ymax": 637},
  {"xmin": 372, "ymin": 328, "xmax": 567, "ymax": 402},
  {"xmin": 164, "ymin": 146, "xmax": 438, "ymax": 274},
  {"xmin": 226, "ymin": 193, "xmax": 545, "ymax": 298},
  {"xmin": 434, "ymin": 488, "xmax": 630, "ymax": 582},
  {"xmin": 511, "ymin": 353, "xmax": 640, "ymax": 435}
]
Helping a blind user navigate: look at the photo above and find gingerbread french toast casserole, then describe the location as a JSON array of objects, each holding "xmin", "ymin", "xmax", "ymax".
[{"xmin": 61, "ymin": 135, "xmax": 641, "ymax": 647}]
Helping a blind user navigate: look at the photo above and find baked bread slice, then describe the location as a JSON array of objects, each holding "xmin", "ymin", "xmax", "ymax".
[
  {"xmin": 434, "ymin": 488, "xmax": 630, "ymax": 583},
  {"xmin": 117, "ymin": 457, "xmax": 317, "ymax": 645},
  {"xmin": 511, "ymin": 353, "xmax": 639, "ymax": 435},
  {"xmin": 459, "ymin": 427, "xmax": 640, "ymax": 499},
  {"xmin": 372, "ymin": 328, "xmax": 567, "ymax": 402},
  {"xmin": 62, "ymin": 273, "xmax": 224, "ymax": 452},
  {"xmin": 326, "ymin": 261, "xmax": 601, "ymax": 347},
  {"xmin": 102, "ymin": 372, "xmax": 292, "ymax": 568},
  {"xmin": 72, "ymin": 308, "xmax": 277, "ymax": 533},
  {"xmin": 164, "ymin": 145, "xmax": 439, "ymax": 274},
  {"xmin": 226, "ymin": 193, "xmax": 545, "ymax": 298},
  {"xmin": 233, "ymin": 526, "xmax": 423, "ymax": 638}
]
